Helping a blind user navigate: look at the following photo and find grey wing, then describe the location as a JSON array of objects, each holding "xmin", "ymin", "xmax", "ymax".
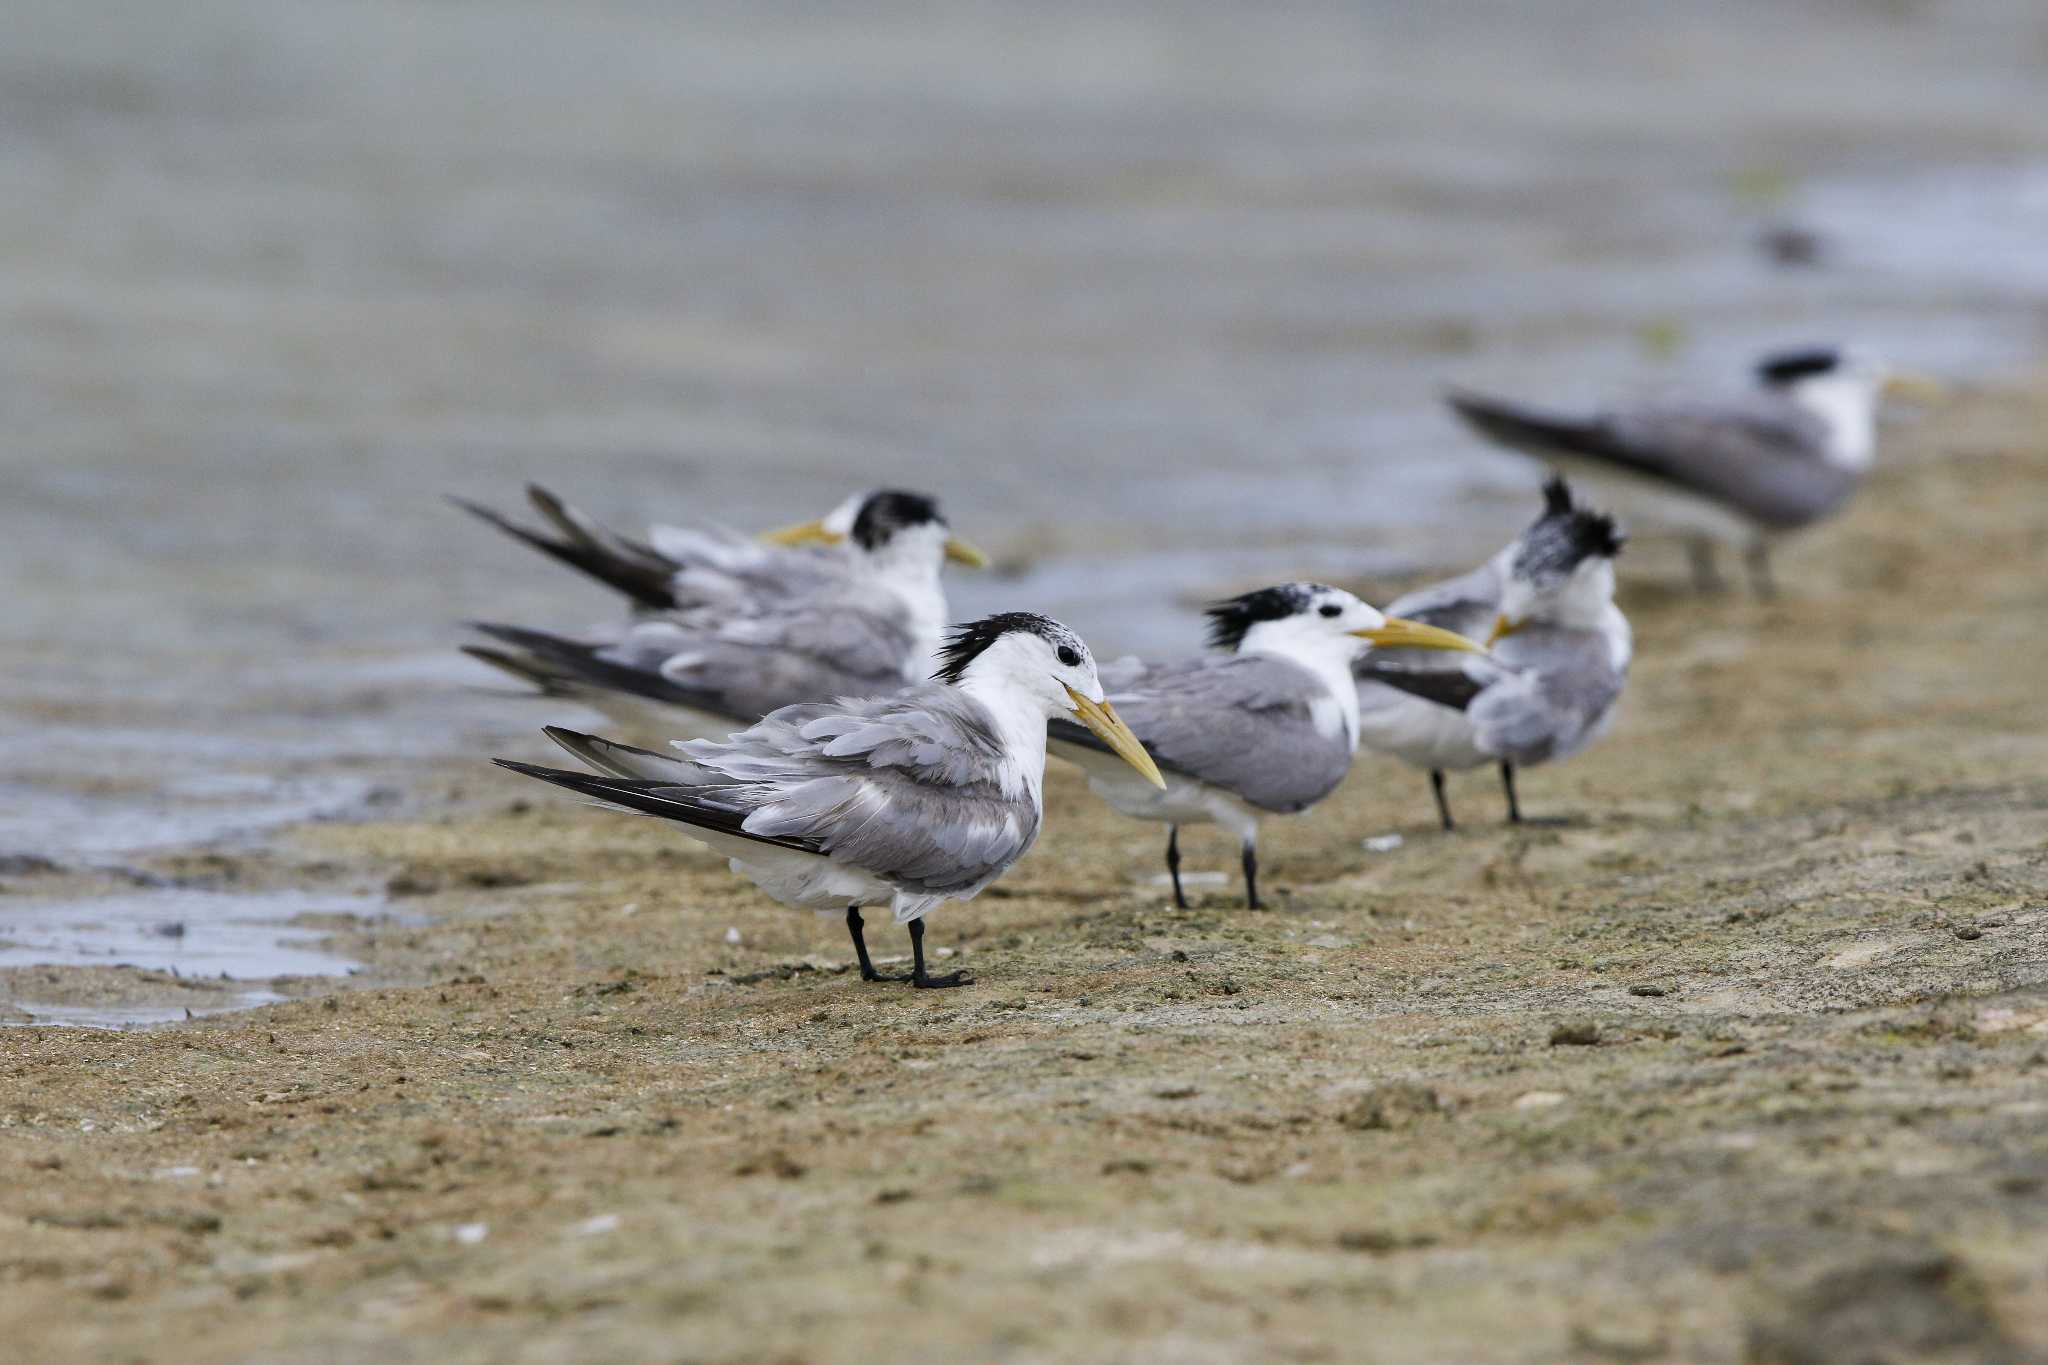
[
  {"xmin": 680, "ymin": 686, "xmax": 1039, "ymax": 892},
  {"xmin": 651, "ymin": 602, "xmax": 919, "ymax": 715},
  {"xmin": 1596, "ymin": 398, "xmax": 1856, "ymax": 527},
  {"xmin": 1387, "ymin": 559, "xmax": 1502, "ymax": 630},
  {"xmin": 1358, "ymin": 654, "xmax": 1498, "ymax": 713},
  {"xmin": 646, "ymin": 525, "xmax": 854, "ymax": 609},
  {"xmin": 1467, "ymin": 630, "xmax": 1625, "ymax": 764},
  {"xmin": 1352, "ymin": 560, "xmax": 1501, "ymax": 694},
  {"xmin": 1101, "ymin": 655, "xmax": 1354, "ymax": 812}
]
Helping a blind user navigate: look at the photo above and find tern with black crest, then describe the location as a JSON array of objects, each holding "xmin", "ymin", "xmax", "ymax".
[
  {"xmin": 1048, "ymin": 584, "xmax": 1484, "ymax": 909},
  {"xmin": 459, "ymin": 489, "xmax": 987, "ymax": 741},
  {"xmin": 1446, "ymin": 346, "xmax": 1942, "ymax": 595},
  {"xmin": 496, "ymin": 613, "xmax": 1163, "ymax": 989},
  {"xmin": 1356, "ymin": 478, "xmax": 1629, "ymax": 830},
  {"xmin": 454, "ymin": 484, "xmax": 986, "ymax": 618}
]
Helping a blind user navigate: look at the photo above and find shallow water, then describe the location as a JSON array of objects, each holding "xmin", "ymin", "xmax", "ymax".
[
  {"xmin": 0, "ymin": 889, "xmax": 385, "ymax": 1028},
  {"xmin": 3, "ymin": 1, "xmax": 2047, "ymax": 1016}
]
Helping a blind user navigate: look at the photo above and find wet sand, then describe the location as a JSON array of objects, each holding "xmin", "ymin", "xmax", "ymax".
[{"xmin": 5, "ymin": 380, "xmax": 2047, "ymax": 1361}]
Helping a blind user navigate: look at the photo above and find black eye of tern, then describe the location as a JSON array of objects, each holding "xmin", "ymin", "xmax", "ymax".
[
  {"xmin": 1056, "ymin": 645, "xmax": 1081, "ymax": 668},
  {"xmin": 1318, "ymin": 604, "xmax": 1342, "ymax": 618}
]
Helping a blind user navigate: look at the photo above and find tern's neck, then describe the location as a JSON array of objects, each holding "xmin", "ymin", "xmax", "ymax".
[
  {"xmin": 853, "ymin": 539, "xmax": 950, "ymax": 675},
  {"xmin": 1238, "ymin": 620, "xmax": 1362, "ymax": 750},
  {"xmin": 1784, "ymin": 373, "xmax": 1878, "ymax": 470},
  {"xmin": 951, "ymin": 674, "xmax": 1049, "ymax": 804}
]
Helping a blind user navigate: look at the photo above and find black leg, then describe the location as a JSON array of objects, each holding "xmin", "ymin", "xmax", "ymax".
[
  {"xmin": 1165, "ymin": 825, "xmax": 1188, "ymax": 909},
  {"xmin": 1744, "ymin": 540, "xmax": 1778, "ymax": 600},
  {"xmin": 1430, "ymin": 769, "xmax": 1456, "ymax": 832},
  {"xmin": 908, "ymin": 917, "xmax": 970, "ymax": 990},
  {"xmin": 1500, "ymin": 761, "xmax": 1523, "ymax": 824},
  {"xmin": 1688, "ymin": 537, "xmax": 1726, "ymax": 594},
  {"xmin": 846, "ymin": 906, "xmax": 908, "ymax": 983},
  {"xmin": 1241, "ymin": 841, "xmax": 1262, "ymax": 911}
]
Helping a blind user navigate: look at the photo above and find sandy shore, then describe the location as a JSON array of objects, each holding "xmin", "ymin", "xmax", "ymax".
[{"xmin": 5, "ymin": 380, "xmax": 2048, "ymax": 1362}]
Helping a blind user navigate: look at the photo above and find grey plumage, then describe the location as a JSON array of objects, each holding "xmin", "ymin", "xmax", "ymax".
[
  {"xmin": 1053, "ymin": 653, "xmax": 1353, "ymax": 814},
  {"xmin": 502, "ymin": 683, "xmax": 1039, "ymax": 901},
  {"xmin": 1447, "ymin": 388, "xmax": 1855, "ymax": 531},
  {"xmin": 465, "ymin": 599, "xmax": 922, "ymax": 737},
  {"xmin": 1355, "ymin": 478, "xmax": 1630, "ymax": 827},
  {"xmin": 1045, "ymin": 582, "xmax": 1413, "ymax": 910},
  {"xmin": 1368, "ymin": 630, "xmax": 1622, "ymax": 767}
]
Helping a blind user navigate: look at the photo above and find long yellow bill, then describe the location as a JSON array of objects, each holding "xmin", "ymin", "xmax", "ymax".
[
  {"xmin": 1882, "ymin": 371, "xmax": 1948, "ymax": 404},
  {"xmin": 1062, "ymin": 685, "xmax": 1166, "ymax": 789},
  {"xmin": 1354, "ymin": 616, "xmax": 1489, "ymax": 654},
  {"xmin": 943, "ymin": 536, "xmax": 990, "ymax": 568},
  {"xmin": 760, "ymin": 518, "xmax": 842, "ymax": 547},
  {"xmin": 1486, "ymin": 614, "xmax": 1516, "ymax": 646}
]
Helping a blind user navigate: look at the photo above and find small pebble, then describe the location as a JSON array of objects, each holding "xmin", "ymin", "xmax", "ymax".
[
  {"xmin": 1954, "ymin": 924, "xmax": 1983, "ymax": 941},
  {"xmin": 1629, "ymin": 984, "xmax": 1667, "ymax": 998},
  {"xmin": 453, "ymin": 1222, "xmax": 489, "ymax": 1246},
  {"xmin": 1550, "ymin": 1021, "xmax": 1601, "ymax": 1046},
  {"xmin": 724, "ymin": 926, "xmax": 742, "ymax": 944},
  {"xmin": 1362, "ymin": 833, "xmax": 1405, "ymax": 853}
]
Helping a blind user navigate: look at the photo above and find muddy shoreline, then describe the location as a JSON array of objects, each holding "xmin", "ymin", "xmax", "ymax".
[{"xmin": 3, "ymin": 380, "xmax": 2046, "ymax": 1361}]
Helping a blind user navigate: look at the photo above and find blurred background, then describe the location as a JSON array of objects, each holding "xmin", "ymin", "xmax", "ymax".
[{"xmin": 5, "ymin": 0, "xmax": 2047, "ymax": 865}]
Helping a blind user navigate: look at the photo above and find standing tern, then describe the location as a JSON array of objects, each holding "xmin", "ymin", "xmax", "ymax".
[
  {"xmin": 455, "ymin": 484, "xmax": 986, "ymax": 639},
  {"xmin": 495, "ymin": 613, "xmax": 1165, "ymax": 989},
  {"xmin": 1047, "ymin": 584, "xmax": 1484, "ymax": 909},
  {"xmin": 460, "ymin": 489, "xmax": 988, "ymax": 741},
  {"xmin": 1356, "ymin": 478, "xmax": 1629, "ymax": 830},
  {"xmin": 1446, "ymin": 346, "xmax": 1942, "ymax": 596}
]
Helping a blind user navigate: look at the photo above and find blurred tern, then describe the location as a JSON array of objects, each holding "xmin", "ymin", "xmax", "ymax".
[
  {"xmin": 1048, "ymin": 584, "xmax": 1483, "ymax": 909},
  {"xmin": 455, "ymin": 485, "xmax": 986, "ymax": 647},
  {"xmin": 496, "ymin": 613, "xmax": 1164, "ymax": 989},
  {"xmin": 461, "ymin": 489, "xmax": 988, "ymax": 740},
  {"xmin": 1356, "ymin": 479, "xmax": 1629, "ymax": 830},
  {"xmin": 1446, "ymin": 346, "xmax": 1942, "ymax": 595}
]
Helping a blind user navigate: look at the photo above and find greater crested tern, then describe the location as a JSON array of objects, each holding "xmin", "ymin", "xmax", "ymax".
[
  {"xmin": 1356, "ymin": 478, "xmax": 1630, "ymax": 830},
  {"xmin": 496, "ymin": 613, "xmax": 1164, "ymax": 989},
  {"xmin": 455, "ymin": 485, "xmax": 986, "ymax": 649},
  {"xmin": 1047, "ymin": 583, "xmax": 1483, "ymax": 909},
  {"xmin": 460, "ymin": 489, "xmax": 987, "ymax": 741},
  {"xmin": 1446, "ymin": 346, "xmax": 1941, "ymax": 596}
]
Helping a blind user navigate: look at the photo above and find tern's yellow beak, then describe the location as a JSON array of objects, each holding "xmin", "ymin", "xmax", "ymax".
[
  {"xmin": 943, "ymin": 536, "xmax": 990, "ymax": 568},
  {"xmin": 1486, "ymin": 614, "xmax": 1517, "ymax": 647},
  {"xmin": 1062, "ymin": 684, "xmax": 1166, "ymax": 789},
  {"xmin": 1882, "ymin": 372, "xmax": 1948, "ymax": 405},
  {"xmin": 760, "ymin": 518, "xmax": 843, "ymax": 547},
  {"xmin": 1354, "ymin": 616, "xmax": 1489, "ymax": 654}
]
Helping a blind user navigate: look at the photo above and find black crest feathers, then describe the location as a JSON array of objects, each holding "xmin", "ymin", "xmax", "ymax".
[
  {"xmin": 1756, "ymin": 347, "xmax": 1842, "ymax": 387},
  {"xmin": 1516, "ymin": 479, "xmax": 1625, "ymax": 577},
  {"xmin": 851, "ymin": 489, "xmax": 944, "ymax": 551},
  {"xmin": 932, "ymin": 612, "xmax": 1075, "ymax": 684},
  {"xmin": 1204, "ymin": 583, "xmax": 1327, "ymax": 652},
  {"xmin": 1541, "ymin": 474, "xmax": 1574, "ymax": 516}
]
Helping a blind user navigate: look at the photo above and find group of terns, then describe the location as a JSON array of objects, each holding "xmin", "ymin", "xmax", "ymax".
[{"xmin": 465, "ymin": 344, "xmax": 1935, "ymax": 987}]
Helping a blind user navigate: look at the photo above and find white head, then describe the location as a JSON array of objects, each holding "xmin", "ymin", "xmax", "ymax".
[
  {"xmin": 763, "ymin": 489, "xmax": 988, "ymax": 584},
  {"xmin": 1207, "ymin": 582, "xmax": 1493, "ymax": 663},
  {"xmin": 934, "ymin": 612, "xmax": 1164, "ymax": 788},
  {"xmin": 1495, "ymin": 478, "xmax": 1626, "ymax": 635},
  {"xmin": 1754, "ymin": 345, "xmax": 1891, "ymax": 469},
  {"xmin": 1205, "ymin": 583, "xmax": 1388, "ymax": 668}
]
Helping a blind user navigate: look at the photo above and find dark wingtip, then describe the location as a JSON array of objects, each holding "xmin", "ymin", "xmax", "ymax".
[
  {"xmin": 447, "ymin": 493, "xmax": 504, "ymax": 522},
  {"xmin": 1541, "ymin": 474, "xmax": 1574, "ymax": 515}
]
